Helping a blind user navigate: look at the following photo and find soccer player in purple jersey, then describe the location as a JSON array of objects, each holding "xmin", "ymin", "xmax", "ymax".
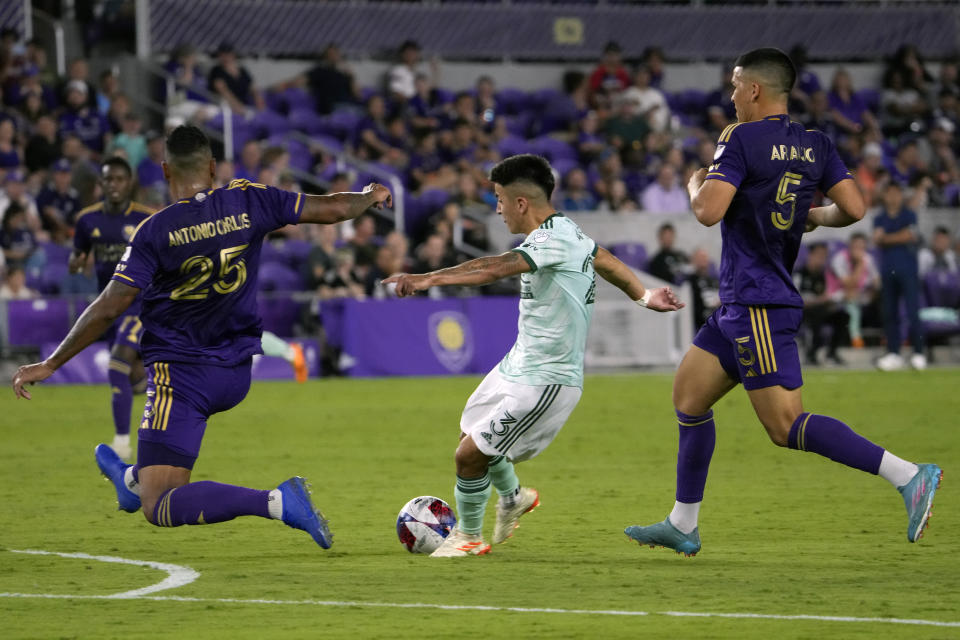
[
  {"xmin": 13, "ymin": 125, "xmax": 392, "ymax": 549},
  {"xmin": 624, "ymin": 48, "xmax": 941, "ymax": 555},
  {"xmin": 70, "ymin": 157, "xmax": 154, "ymax": 460}
]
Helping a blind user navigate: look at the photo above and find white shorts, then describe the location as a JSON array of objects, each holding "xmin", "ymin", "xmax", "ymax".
[{"xmin": 460, "ymin": 368, "xmax": 582, "ymax": 463}]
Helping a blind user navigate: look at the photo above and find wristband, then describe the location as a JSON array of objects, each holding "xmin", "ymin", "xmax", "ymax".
[{"xmin": 636, "ymin": 289, "xmax": 653, "ymax": 308}]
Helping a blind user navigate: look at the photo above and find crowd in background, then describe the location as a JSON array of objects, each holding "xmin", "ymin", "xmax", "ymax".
[{"xmin": 1, "ymin": 30, "xmax": 959, "ymax": 358}]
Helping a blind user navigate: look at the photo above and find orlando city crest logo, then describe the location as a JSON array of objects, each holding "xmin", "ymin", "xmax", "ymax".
[{"xmin": 427, "ymin": 311, "xmax": 474, "ymax": 373}]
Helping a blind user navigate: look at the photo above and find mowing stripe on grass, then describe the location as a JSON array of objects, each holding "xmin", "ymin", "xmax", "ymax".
[{"xmin": 0, "ymin": 592, "xmax": 957, "ymax": 628}]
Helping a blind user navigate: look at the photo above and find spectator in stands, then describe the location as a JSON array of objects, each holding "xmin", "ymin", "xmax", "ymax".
[
  {"xmin": 641, "ymin": 164, "xmax": 688, "ymax": 214},
  {"xmin": 888, "ymin": 44, "xmax": 933, "ymax": 95},
  {"xmin": 58, "ymin": 58, "xmax": 97, "ymax": 110},
  {"xmin": 0, "ymin": 202, "xmax": 37, "ymax": 266},
  {"xmin": 357, "ymin": 94, "xmax": 407, "ymax": 164},
  {"xmin": 575, "ymin": 110, "xmax": 606, "ymax": 165},
  {"xmin": 919, "ymin": 226, "xmax": 959, "ymax": 276},
  {"xmin": 136, "ymin": 130, "xmax": 166, "ymax": 197},
  {"xmin": 305, "ymin": 43, "xmax": 359, "ymax": 115},
  {"xmin": 208, "ymin": 42, "xmax": 264, "ymax": 115},
  {"xmin": 165, "ymin": 44, "xmax": 218, "ymax": 123},
  {"xmin": 0, "ymin": 117, "xmax": 20, "ymax": 172},
  {"xmin": 588, "ymin": 41, "xmax": 631, "ymax": 105},
  {"xmin": 36, "ymin": 157, "xmax": 80, "ymax": 241},
  {"xmin": 105, "ymin": 93, "xmax": 132, "ymax": 135},
  {"xmin": 348, "ymin": 213, "xmax": 378, "ymax": 270},
  {"xmin": 795, "ymin": 242, "xmax": 848, "ymax": 365},
  {"xmin": 788, "ymin": 44, "xmax": 821, "ymax": 114},
  {"xmin": 802, "ymin": 91, "xmax": 838, "ymax": 143},
  {"xmin": 622, "ymin": 65, "xmax": 670, "ymax": 133},
  {"xmin": 365, "ymin": 243, "xmax": 405, "ymax": 298},
  {"xmin": 889, "ymin": 139, "xmax": 921, "ymax": 187},
  {"xmin": 881, "ymin": 68, "xmax": 926, "ymax": 137},
  {"xmin": 558, "ymin": 167, "xmax": 598, "ymax": 212},
  {"xmin": 605, "ymin": 93, "xmax": 650, "ymax": 167},
  {"xmin": 407, "ymin": 73, "xmax": 443, "ymax": 132},
  {"xmin": 25, "ymin": 38, "xmax": 54, "ymax": 87},
  {"xmin": 642, "ymin": 46, "xmax": 666, "ymax": 89},
  {"xmin": 58, "ymin": 79, "xmax": 109, "ymax": 156},
  {"xmin": 0, "ymin": 264, "xmax": 35, "ymax": 299},
  {"xmin": 409, "ymin": 131, "xmax": 455, "ymax": 192},
  {"xmin": 61, "ymin": 133, "xmax": 100, "ymax": 204},
  {"xmin": 97, "ymin": 69, "xmax": 117, "ymax": 116},
  {"xmin": 856, "ymin": 142, "xmax": 887, "ymax": 208},
  {"xmin": 330, "ymin": 247, "xmax": 366, "ymax": 300},
  {"xmin": 109, "ymin": 112, "xmax": 147, "ymax": 169},
  {"xmin": 304, "ymin": 224, "xmax": 337, "ymax": 291},
  {"xmin": 648, "ymin": 223, "xmax": 688, "ymax": 285},
  {"xmin": 234, "ymin": 139, "xmax": 262, "ymax": 182},
  {"xmin": 874, "ymin": 181, "xmax": 925, "ymax": 371},
  {"xmin": 827, "ymin": 68, "xmax": 878, "ymax": 136},
  {"xmin": 384, "ymin": 230, "xmax": 411, "ymax": 271},
  {"xmin": 933, "ymin": 59, "xmax": 959, "ymax": 101},
  {"xmin": 688, "ymin": 247, "xmax": 719, "ymax": 331},
  {"xmin": 23, "ymin": 114, "xmax": 58, "ymax": 174},
  {"xmin": 475, "ymin": 75, "xmax": 498, "ymax": 129},
  {"xmin": 412, "ymin": 233, "xmax": 457, "ymax": 298},
  {"xmin": 539, "ymin": 70, "xmax": 589, "ymax": 137},
  {"xmin": 17, "ymin": 64, "xmax": 56, "ymax": 115},
  {"xmin": 597, "ymin": 178, "xmax": 637, "ymax": 213},
  {"xmin": 919, "ymin": 117, "xmax": 960, "ymax": 205},
  {"xmin": 388, "ymin": 40, "xmax": 433, "ymax": 104},
  {"xmin": 705, "ymin": 64, "xmax": 736, "ymax": 124},
  {"xmin": 828, "ymin": 232, "xmax": 880, "ymax": 349}
]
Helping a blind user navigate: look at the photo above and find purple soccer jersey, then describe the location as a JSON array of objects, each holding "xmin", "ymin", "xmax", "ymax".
[
  {"xmin": 74, "ymin": 201, "xmax": 154, "ymax": 291},
  {"xmin": 112, "ymin": 179, "xmax": 303, "ymax": 366},
  {"xmin": 705, "ymin": 115, "xmax": 852, "ymax": 307}
]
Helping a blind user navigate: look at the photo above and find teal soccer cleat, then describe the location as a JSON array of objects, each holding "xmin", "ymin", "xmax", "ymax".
[
  {"xmin": 625, "ymin": 518, "xmax": 701, "ymax": 556},
  {"xmin": 278, "ymin": 476, "xmax": 333, "ymax": 549},
  {"xmin": 899, "ymin": 463, "xmax": 942, "ymax": 542},
  {"xmin": 94, "ymin": 444, "xmax": 141, "ymax": 513}
]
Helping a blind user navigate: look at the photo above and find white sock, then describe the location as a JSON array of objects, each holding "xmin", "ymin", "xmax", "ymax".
[
  {"xmin": 267, "ymin": 489, "xmax": 283, "ymax": 519},
  {"xmin": 123, "ymin": 466, "xmax": 140, "ymax": 495},
  {"xmin": 878, "ymin": 451, "xmax": 919, "ymax": 489},
  {"xmin": 668, "ymin": 501, "xmax": 700, "ymax": 534},
  {"xmin": 112, "ymin": 434, "xmax": 130, "ymax": 448}
]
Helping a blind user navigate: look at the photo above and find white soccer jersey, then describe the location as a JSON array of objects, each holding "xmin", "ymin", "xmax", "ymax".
[{"xmin": 498, "ymin": 213, "xmax": 597, "ymax": 388}]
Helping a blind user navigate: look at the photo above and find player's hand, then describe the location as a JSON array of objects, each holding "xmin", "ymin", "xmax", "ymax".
[
  {"xmin": 805, "ymin": 218, "xmax": 819, "ymax": 233},
  {"xmin": 363, "ymin": 183, "xmax": 393, "ymax": 210},
  {"xmin": 12, "ymin": 361, "xmax": 56, "ymax": 400},
  {"xmin": 646, "ymin": 287, "xmax": 685, "ymax": 312},
  {"xmin": 688, "ymin": 167, "xmax": 708, "ymax": 193},
  {"xmin": 382, "ymin": 273, "xmax": 429, "ymax": 297}
]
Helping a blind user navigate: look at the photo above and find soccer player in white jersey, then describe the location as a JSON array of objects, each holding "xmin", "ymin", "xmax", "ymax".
[{"xmin": 385, "ymin": 154, "xmax": 684, "ymax": 557}]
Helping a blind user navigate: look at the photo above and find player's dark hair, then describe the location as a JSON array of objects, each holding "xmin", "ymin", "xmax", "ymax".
[
  {"xmin": 165, "ymin": 124, "xmax": 212, "ymax": 174},
  {"xmin": 101, "ymin": 156, "xmax": 132, "ymax": 178},
  {"xmin": 490, "ymin": 154, "xmax": 555, "ymax": 200},
  {"xmin": 934, "ymin": 226, "xmax": 950, "ymax": 235},
  {"xmin": 735, "ymin": 47, "xmax": 796, "ymax": 96}
]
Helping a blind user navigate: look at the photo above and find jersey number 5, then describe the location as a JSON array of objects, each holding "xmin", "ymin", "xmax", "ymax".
[
  {"xmin": 170, "ymin": 243, "xmax": 249, "ymax": 300},
  {"xmin": 770, "ymin": 172, "xmax": 803, "ymax": 231}
]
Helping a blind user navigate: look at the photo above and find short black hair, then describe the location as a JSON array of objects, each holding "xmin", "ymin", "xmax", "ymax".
[
  {"xmin": 808, "ymin": 241, "xmax": 828, "ymax": 252},
  {"xmin": 934, "ymin": 226, "xmax": 950, "ymax": 236},
  {"xmin": 102, "ymin": 156, "xmax": 132, "ymax": 178},
  {"xmin": 850, "ymin": 232, "xmax": 867, "ymax": 242},
  {"xmin": 734, "ymin": 47, "xmax": 796, "ymax": 95},
  {"xmin": 489, "ymin": 154, "xmax": 555, "ymax": 200},
  {"xmin": 165, "ymin": 124, "xmax": 212, "ymax": 173},
  {"xmin": 658, "ymin": 222, "xmax": 675, "ymax": 234}
]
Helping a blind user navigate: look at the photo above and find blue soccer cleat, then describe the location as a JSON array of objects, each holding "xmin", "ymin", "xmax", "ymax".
[
  {"xmin": 624, "ymin": 518, "xmax": 701, "ymax": 556},
  {"xmin": 94, "ymin": 444, "xmax": 141, "ymax": 513},
  {"xmin": 278, "ymin": 476, "xmax": 333, "ymax": 549},
  {"xmin": 899, "ymin": 463, "xmax": 942, "ymax": 543}
]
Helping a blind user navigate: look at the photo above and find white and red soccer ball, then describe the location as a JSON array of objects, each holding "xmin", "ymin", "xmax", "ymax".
[{"xmin": 396, "ymin": 496, "xmax": 456, "ymax": 554}]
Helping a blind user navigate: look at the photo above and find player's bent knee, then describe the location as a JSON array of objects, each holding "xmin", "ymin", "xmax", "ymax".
[{"xmin": 760, "ymin": 420, "xmax": 792, "ymax": 447}]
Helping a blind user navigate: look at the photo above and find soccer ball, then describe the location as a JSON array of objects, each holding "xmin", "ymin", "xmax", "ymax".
[{"xmin": 396, "ymin": 496, "xmax": 457, "ymax": 554}]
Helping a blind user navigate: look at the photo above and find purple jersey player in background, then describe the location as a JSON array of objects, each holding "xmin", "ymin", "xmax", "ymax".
[
  {"xmin": 70, "ymin": 157, "xmax": 153, "ymax": 460},
  {"xmin": 624, "ymin": 48, "xmax": 941, "ymax": 555},
  {"xmin": 14, "ymin": 125, "xmax": 392, "ymax": 549}
]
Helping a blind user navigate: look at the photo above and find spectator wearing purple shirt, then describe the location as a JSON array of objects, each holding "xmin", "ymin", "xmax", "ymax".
[
  {"xmin": 828, "ymin": 68, "xmax": 878, "ymax": 136},
  {"xmin": 136, "ymin": 130, "xmax": 166, "ymax": 196},
  {"xmin": 0, "ymin": 117, "xmax": 20, "ymax": 170},
  {"xmin": 58, "ymin": 80, "xmax": 110, "ymax": 155},
  {"xmin": 641, "ymin": 164, "xmax": 689, "ymax": 213}
]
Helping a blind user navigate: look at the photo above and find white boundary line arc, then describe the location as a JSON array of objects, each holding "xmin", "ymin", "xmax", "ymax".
[
  {"xmin": 8, "ymin": 549, "xmax": 199, "ymax": 598},
  {"xmin": 0, "ymin": 592, "xmax": 958, "ymax": 628}
]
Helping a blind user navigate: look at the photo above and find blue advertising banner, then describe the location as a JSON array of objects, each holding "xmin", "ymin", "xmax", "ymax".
[{"xmin": 334, "ymin": 297, "xmax": 519, "ymax": 378}]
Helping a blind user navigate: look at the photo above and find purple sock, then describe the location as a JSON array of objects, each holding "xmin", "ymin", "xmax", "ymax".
[
  {"xmin": 108, "ymin": 359, "xmax": 133, "ymax": 436},
  {"xmin": 131, "ymin": 465, "xmax": 139, "ymax": 483},
  {"xmin": 675, "ymin": 409, "xmax": 716, "ymax": 503},
  {"xmin": 787, "ymin": 412, "xmax": 884, "ymax": 474},
  {"xmin": 152, "ymin": 481, "xmax": 270, "ymax": 527}
]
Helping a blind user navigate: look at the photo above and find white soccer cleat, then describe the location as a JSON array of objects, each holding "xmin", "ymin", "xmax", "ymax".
[
  {"xmin": 909, "ymin": 353, "xmax": 928, "ymax": 371},
  {"xmin": 429, "ymin": 527, "xmax": 491, "ymax": 557},
  {"xmin": 876, "ymin": 352, "xmax": 905, "ymax": 372},
  {"xmin": 493, "ymin": 487, "xmax": 540, "ymax": 544},
  {"xmin": 111, "ymin": 435, "xmax": 132, "ymax": 461}
]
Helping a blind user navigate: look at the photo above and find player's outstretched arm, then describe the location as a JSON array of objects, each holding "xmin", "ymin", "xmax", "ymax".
[
  {"xmin": 12, "ymin": 280, "xmax": 139, "ymax": 399},
  {"xmin": 299, "ymin": 183, "xmax": 392, "ymax": 225},
  {"xmin": 383, "ymin": 251, "xmax": 530, "ymax": 297},
  {"xmin": 594, "ymin": 246, "xmax": 685, "ymax": 312},
  {"xmin": 806, "ymin": 179, "xmax": 865, "ymax": 230},
  {"xmin": 688, "ymin": 167, "xmax": 736, "ymax": 227}
]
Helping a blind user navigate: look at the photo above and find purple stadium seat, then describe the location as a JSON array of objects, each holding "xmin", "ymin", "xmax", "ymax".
[
  {"xmin": 311, "ymin": 134, "xmax": 344, "ymax": 154},
  {"xmin": 497, "ymin": 135, "xmax": 532, "ymax": 159},
  {"xmin": 550, "ymin": 157, "xmax": 579, "ymax": 178},
  {"xmin": 856, "ymin": 88, "xmax": 882, "ymax": 114},
  {"xmin": 434, "ymin": 88, "xmax": 456, "ymax": 105},
  {"xmin": 258, "ymin": 261, "xmax": 303, "ymax": 292},
  {"xmin": 282, "ymin": 87, "xmax": 315, "ymax": 112},
  {"xmin": 609, "ymin": 243, "xmax": 648, "ymax": 271},
  {"xmin": 320, "ymin": 110, "xmax": 364, "ymax": 142},
  {"xmin": 289, "ymin": 107, "xmax": 326, "ymax": 135},
  {"xmin": 280, "ymin": 239, "xmax": 313, "ymax": 269},
  {"xmin": 504, "ymin": 112, "xmax": 533, "ymax": 138},
  {"xmin": 530, "ymin": 87, "xmax": 564, "ymax": 111},
  {"xmin": 7, "ymin": 298, "xmax": 71, "ymax": 346},
  {"xmin": 530, "ymin": 136, "xmax": 577, "ymax": 162},
  {"xmin": 251, "ymin": 109, "xmax": 292, "ymax": 138},
  {"xmin": 264, "ymin": 90, "xmax": 286, "ymax": 114},
  {"xmin": 496, "ymin": 88, "xmax": 531, "ymax": 115},
  {"xmin": 260, "ymin": 240, "xmax": 285, "ymax": 265},
  {"xmin": 285, "ymin": 138, "xmax": 314, "ymax": 173}
]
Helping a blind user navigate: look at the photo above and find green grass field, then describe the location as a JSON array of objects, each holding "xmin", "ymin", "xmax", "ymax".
[{"xmin": 1, "ymin": 370, "xmax": 958, "ymax": 638}]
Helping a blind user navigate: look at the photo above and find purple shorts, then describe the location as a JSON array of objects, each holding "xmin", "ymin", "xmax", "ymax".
[
  {"xmin": 693, "ymin": 304, "xmax": 803, "ymax": 390},
  {"xmin": 136, "ymin": 358, "xmax": 252, "ymax": 469},
  {"xmin": 105, "ymin": 312, "xmax": 143, "ymax": 351}
]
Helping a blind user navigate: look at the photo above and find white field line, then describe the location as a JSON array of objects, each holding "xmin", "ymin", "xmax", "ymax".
[
  {"xmin": 2, "ymin": 549, "xmax": 958, "ymax": 628},
  {"xmin": 8, "ymin": 549, "xmax": 199, "ymax": 598}
]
